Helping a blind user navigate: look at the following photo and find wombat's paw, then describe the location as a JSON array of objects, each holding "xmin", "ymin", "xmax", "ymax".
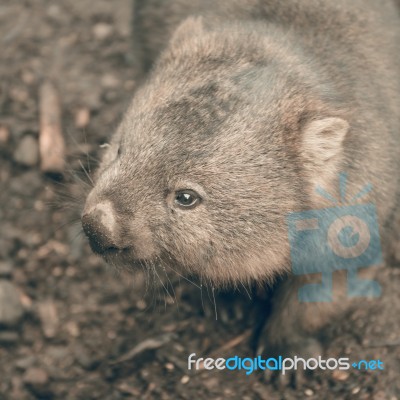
[
  {"xmin": 256, "ymin": 335, "xmax": 323, "ymax": 389},
  {"xmin": 202, "ymin": 291, "xmax": 253, "ymax": 324}
]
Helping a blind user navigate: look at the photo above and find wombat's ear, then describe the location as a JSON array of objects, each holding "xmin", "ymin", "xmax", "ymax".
[
  {"xmin": 171, "ymin": 16, "xmax": 205, "ymax": 46},
  {"xmin": 301, "ymin": 117, "xmax": 349, "ymax": 196},
  {"xmin": 302, "ymin": 117, "xmax": 349, "ymax": 164}
]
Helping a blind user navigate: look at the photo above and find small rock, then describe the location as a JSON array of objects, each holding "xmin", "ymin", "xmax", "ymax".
[
  {"xmin": 21, "ymin": 70, "xmax": 35, "ymax": 86},
  {"xmin": 352, "ymin": 387, "xmax": 361, "ymax": 395},
  {"xmin": 103, "ymin": 90, "xmax": 118, "ymax": 103},
  {"xmin": 332, "ymin": 370, "xmax": 350, "ymax": 381},
  {"xmin": 38, "ymin": 299, "xmax": 59, "ymax": 338},
  {"xmin": 24, "ymin": 367, "xmax": 49, "ymax": 388},
  {"xmin": 101, "ymin": 74, "xmax": 120, "ymax": 89},
  {"xmin": 14, "ymin": 135, "xmax": 39, "ymax": 167},
  {"xmin": 92, "ymin": 23, "xmax": 113, "ymax": 41},
  {"xmin": 0, "ymin": 261, "xmax": 13, "ymax": 278},
  {"xmin": 136, "ymin": 299, "xmax": 147, "ymax": 310},
  {"xmin": 0, "ymin": 281, "xmax": 24, "ymax": 326},
  {"xmin": 83, "ymin": 88, "xmax": 102, "ymax": 111},
  {"xmin": 0, "ymin": 238, "xmax": 15, "ymax": 259},
  {"xmin": 19, "ymin": 291, "xmax": 33, "ymax": 309},
  {"xmin": 373, "ymin": 392, "xmax": 387, "ymax": 400},
  {"xmin": 304, "ymin": 389, "xmax": 314, "ymax": 397},
  {"xmin": 9, "ymin": 170, "xmax": 42, "ymax": 196},
  {"xmin": 15, "ymin": 356, "xmax": 36, "ymax": 371},
  {"xmin": 10, "ymin": 87, "xmax": 29, "ymax": 104},
  {"xmin": 10, "ymin": 376, "xmax": 25, "ymax": 399},
  {"xmin": 203, "ymin": 377, "xmax": 219, "ymax": 391},
  {"xmin": 75, "ymin": 107, "xmax": 90, "ymax": 129},
  {"xmin": 0, "ymin": 126, "xmax": 10, "ymax": 144},
  {"xmin": 47, "ymin": 4, "xmax": 62, "ymax": 20},
  {"xmin": 124, "ymin": 80, "xmax": 136, "ymax": 91},
  {"xmin": 165, "ymin": 363, "xmax": 174, "ymax": 372},
  {"xmin": 47, "ymin": 346, "xmax": 70, "ymax": 362},
  {"xmin": 180, "ymin": 375, "xmax": 190, "ymax": 385},
  {"xmin": 0, "ymin": 330, "xmax": 19, "ymax": 343},
  {"xmin": 65, "ymin": 320, "xmax": 80, "ymax": 337},
  {"xmin": 117, "ymin": 383, "xmax": 141, "ymax": 397},
  {"xmin": 73, "ymin": 344, "xmax": 97, "ymax": 370}
]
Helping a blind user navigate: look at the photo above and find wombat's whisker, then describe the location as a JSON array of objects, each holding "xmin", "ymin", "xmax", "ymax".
[
  {"xmin": 211, "ymin": 286, "xmax": 218, "ymax": 321},
  {"xmin": 153, "ymin": 266, "xmax": 174, "ymax": 309},
  {"xmin": 78, "ymin": 160, "xmax": 94, "ymax": 187},
  {"xmin": 69, "ymin": 229, "xmax": 85, "ymax": 246},
  {"xmin": 65, "ymin": 127, "xmax": 100, "ymax": 166},
  {"xmin": 166, "ymin": 265, "xmax": 201, "ymax": 291},
  {"xmin": 62, "ymin": 165, "xmax": 93, "ymax": 189},
  {"xmin": 161, "ymin": 264, "xmax": 180, "ymax": 311},
  {"xmin": 239, "ymin": 281, "xmax": 253, "ymax": 301},
  {"xmin": 54, "ymin": 218, "xmax": 82, "ymax": 234}
]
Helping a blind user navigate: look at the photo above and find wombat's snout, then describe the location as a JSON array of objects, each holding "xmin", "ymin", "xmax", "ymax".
[{"xmin": 81, "ymin": 202, "xmax": 121, "ymax": 256}]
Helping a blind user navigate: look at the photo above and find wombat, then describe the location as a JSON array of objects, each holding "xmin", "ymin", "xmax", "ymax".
[{"xmin": 82, "ymin": 0, "xmax": 400, "ymax": 382}]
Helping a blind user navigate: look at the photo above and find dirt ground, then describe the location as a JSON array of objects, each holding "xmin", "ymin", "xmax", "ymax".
[{"xmin": 0, "ymin": 1, "xmax": 399, "ymax": 399}]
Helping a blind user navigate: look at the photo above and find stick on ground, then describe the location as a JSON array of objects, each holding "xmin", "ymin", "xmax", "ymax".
[{"xmin": 39, "ymin": 81, "xmax": 65, "ymax": 174}]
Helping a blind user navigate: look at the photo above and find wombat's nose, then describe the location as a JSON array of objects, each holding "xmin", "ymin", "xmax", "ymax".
[{"xmin": 82, "ymin": 208, "xmax": 119, "ymax": 255}]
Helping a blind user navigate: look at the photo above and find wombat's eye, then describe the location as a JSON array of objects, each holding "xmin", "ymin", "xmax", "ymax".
[
  {"xmin": 117, "ymin": 147, "xmax": 122, "ymax": 157},
  {"xmin": 175, "ymin": 190, "xmax": 201, "ymax": 209}
]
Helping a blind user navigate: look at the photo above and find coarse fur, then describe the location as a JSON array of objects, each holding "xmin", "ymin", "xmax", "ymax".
[{"xmin": 82, "ymin": 0, "xmax": 400, "ymax": 380}]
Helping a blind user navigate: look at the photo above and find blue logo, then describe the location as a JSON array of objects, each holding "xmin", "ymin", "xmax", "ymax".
[{"xmin": 287, "ymin": 173, "xmax": 382, "ymax": 302}]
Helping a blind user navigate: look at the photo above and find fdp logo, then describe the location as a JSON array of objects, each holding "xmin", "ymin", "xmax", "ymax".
[{"xmin": 287, "ymin": 173, "xmax": 382, "ymax": 302}]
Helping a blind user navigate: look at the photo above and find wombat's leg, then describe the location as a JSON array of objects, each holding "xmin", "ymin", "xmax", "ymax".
[{"xmin": 256, "ymin": 272, "xmax": 349, "ymax": 387}]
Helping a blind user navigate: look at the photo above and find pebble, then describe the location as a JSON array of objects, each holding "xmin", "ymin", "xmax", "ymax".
[
  {"xmin": 136, "ymin": 299, "xmax": 147, "ymax": 310},
  {"xmin": 180, "ymin": 375, "xmax": 190, "ymax": 385},
  {"xmin": 373, "ymin": 392, "xmax": 387, "ymax": 400},
  {"xmin": 83, "ymin": 88, "xmax": 102, "ymax": 111},
  {"xmin": 75, "ymin": 107, "xmax": 90, "ymax": 129},
  {"xmin": 101, "ymin": 74, "xmax": 120, "ymax": 89},
  {"xmin": 65, "ymin": 320, "xmax": 80, "ymax": 337},
  {"xmin": 332, "ymin": 370, "xmax": 350, "ymax": 381},
  {"xmin": 23, "ymin": 367, "xmax": 49, "ymax": 389},
  {"xmin": 0, "ymin": 331, "xmax": 19, "ymax": 343},
  {"xmin": 92, "ymin": 23, "xmax": 113, "ymax": 41},
  {"xmin": 117, "ymin": 383, "xmax": 141, "ymax": 397},
  {"xmin": 21, "ymin": 70, "xmax": 35, "ymax": 86},
  {"xmin": 38, "ymin": 299, "xmax": 59, "ymax": 338},
  {"xmin": 15, "ymin": 356, "xmax": 37, "ymax": 371},
  {"xmin": 13, "ymin": 135, "xmax": 39, "ymax": 167},
  {"xmin": 73, "ymin": 344, "xmax": 96, "ymax": 370},
  {"xmin": 46, "ymin": 4, "xmax": 62, "ymax": 20},
  {"xmin": 304, "ymin": 388, "xmax": 314, "ymax": 397},
  {"xmin": 0, "ymin": 126, "xmax": 10, "ymax": 144},
  {"xmin": 10, "ymin": 171, "xmax": 42, "ymax": 197},
  {"xmin": 10, "ymin": 87, "xmax": 29, "ymax": 104},
  {"xmin": 0, "ymin": 261, "xmax": 13, "ymax": 278},
  {"xmin": 352, "ymin": 387, "xmax": 361, "ymax": 395},
  {"xmin": 203, "ymin": 377, "xmax": 219, "ymax": 391},
  {"xmin": 0, "ymin": 281, "xmax": 24, "ymax": 326},
  {"xmin": 165, "ymin": 363, "xmax": 174, "ymax": 372}
]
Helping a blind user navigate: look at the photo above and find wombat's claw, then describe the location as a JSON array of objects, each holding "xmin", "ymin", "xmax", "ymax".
[
  {"xmin": 257, "ymin": 337, "xmax": 322, "ymax": 389},
  {"xmin": 202, "ymin": 292, "xmax": 249, "ymax": 323},
  {"xmin": 261, "ymin": 364, "xmax": 304, "ymax": 389}
]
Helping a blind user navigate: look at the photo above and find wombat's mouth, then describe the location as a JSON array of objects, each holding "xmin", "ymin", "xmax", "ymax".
[
  {"xmin": 99, "ymin": 247, "xmax": 155, "ymax": 271},
  {"xmin": 99, "ymin": 247, "xmax": 130, "ymax": 260},
  {"xmin": 87, "ymin": 239, "xmax": 130, "ymax": 258}
]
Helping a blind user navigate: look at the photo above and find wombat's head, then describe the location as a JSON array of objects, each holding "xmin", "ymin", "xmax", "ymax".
[{"xmin": 82, "ymin": 18, "xmax": 349, "ymax": 286}]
